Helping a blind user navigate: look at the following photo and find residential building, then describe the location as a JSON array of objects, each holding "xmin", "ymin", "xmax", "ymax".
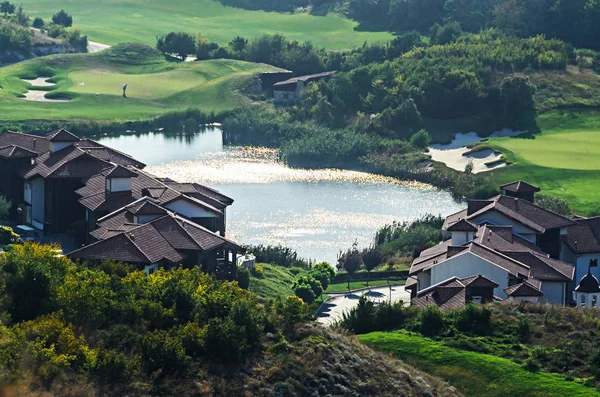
[
  {"xmin": 273, "ymin": 71, "xmax": 335, "ymax": 104},
  {"xmin": 408, "ymin": 181, "xmax": 576, "ymax": 309},
  {"xmin": 0, "ymin": 129, "xmax": 240, "ymax": 280}
]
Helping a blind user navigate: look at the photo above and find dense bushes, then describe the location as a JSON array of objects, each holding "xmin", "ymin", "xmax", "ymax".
[
  {"xmin": 218, "ymin": 0, "xmax": 308, "ymax": 12},
  {"xmin": 0, "ymin": 23, "xmax": 32, "ymax": 52},
  {"xmin": 244, "ymin": 244, "xmax": 311, "ymax": 268},
  {"xmin": 0, "ymin": 243, "xmax": 314, "ymax": 390},
  {"xmin": 375, "ymin": 214, "xmax": 444, "ymax": 258}
]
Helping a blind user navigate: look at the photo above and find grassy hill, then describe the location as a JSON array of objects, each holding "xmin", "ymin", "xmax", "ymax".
[
  {"xmin": 20, "ymin": 0, "xmax": 393, "ymax": 50},
  {"xmin": 359, "ymin": 330, "xmax": 600, "ymax": 397},
  {"xmin": 0, "ymin": 43, "xmax": 282, "ymax": 122}
]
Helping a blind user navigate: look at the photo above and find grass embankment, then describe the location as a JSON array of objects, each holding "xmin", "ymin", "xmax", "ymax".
[
  {"xmin": 483, "ymin": 111, "xmax": 600, "ymax": 215},
  {"xmin": 248, "ymin": 263, "xmax": 306, "ymax": 301},
  {"xmin": 0, "ymin": 43, "xmax": 281, "ymax": 122},
  {"xmin": 20, "ymin": 0, "xmax": 392, "ymax": 50},
  {"xmin": 359, "ymin": 330, "xmax": 600, "ymax": 397}
]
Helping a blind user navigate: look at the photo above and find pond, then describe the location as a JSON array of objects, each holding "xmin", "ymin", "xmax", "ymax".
[{"xmin": 96, "ymin": 128, "xmax": 464, "ymax": 265}]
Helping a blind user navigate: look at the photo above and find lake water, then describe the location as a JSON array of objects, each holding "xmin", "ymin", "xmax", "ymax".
[{"xmin": 96, "ymin": 128, "xmax": 464, "ymax": 264}]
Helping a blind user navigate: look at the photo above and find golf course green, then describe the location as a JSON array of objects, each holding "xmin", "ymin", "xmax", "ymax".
[
  {"xmin": 484, "ymin": 111, "xmax": 600, "ymax": 215},
  {"xmin": 19, "ymin": 0, "xmax": 393, "ymax": 50},
  {"xmin": 0, "ymin": 43, "xmax": 282, "ymax": 121}
]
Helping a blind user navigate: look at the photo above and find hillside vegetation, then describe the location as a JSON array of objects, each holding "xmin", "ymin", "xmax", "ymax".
[
  {"xmin": 19, "ymin": 0, "xmax": 392, "ymax": 50},
  {"xmin": 0, "ymin": 43, "xmax": 281, "ymax": 121},
  {"xmin": 0, "ymin": 242, "xmax": 460, "ymax": 396}
]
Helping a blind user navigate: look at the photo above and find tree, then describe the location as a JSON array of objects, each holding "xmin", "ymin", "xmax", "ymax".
[
  {"xmin": 0, "ymin": 195, "xmax": 11, "ymax": 220},
  {"xmin": 156, "ymin": 32, "xmax": 196, "ymax": 60},
  {"xmin": 534, "ymin": 194, "xmax": 571, "ymax": 216},
  {"xmin": 464, "ymin": 159, "xmax": 474, "ymax": 174},
  {"xmin": 0, "ymin": 1, "xmax": 14, "ymax": 18},
  {"xmin": 409, "ymin": 129, "xmax": 431, "ymax": 149},
  {"xmin": 32, "ymin": 17, "xmax": 44, "ymax": 29},
  {"xmin": 52, "ymin": 9, "xmax": 73, "ymax": 27},
  {"xmin": 229, "ymin": 35, "xmax": 248, "ymax": 53},
  {"xmin": 293, "ymin": 274, "xmax": 323, "ymax": 302},
  {"xmin": 15, "ymin": 4, "xmax": 29, "ymax": 26},
  {"xmin": 337, "ymin": 241, "xmax": 362, "ymax": 291},
  {"xmin": 362, "ymin": 245, "xmax": 382, "ymax": 287},
  {"xmin": 195, "ymin": 34, "xmax": 219, "ymax": 60}
]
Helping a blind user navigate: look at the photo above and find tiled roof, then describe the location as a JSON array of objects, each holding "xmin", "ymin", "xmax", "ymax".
[
  {"xmin": 504, "ymin": 281, "xmax": 544, "ymax": 297},
  {"xmin": 77, "ymin": 167, "xmax": 221, "ymax": 215},
  {"xmin": 412, "ymin": 277, "xmax": 467, "ymax": 311},
  {"xmin": 0, "ymin": 145, "xmax": 37, "ymax": 158},
  {"xmin": 460, "ymin": 274, "xmax": 499, "ymax": 288},
  {"xmin": 104, "ymin": 165, "xmax": 138, "ymax": 178},
  {"xmin": 21, "ymin": 146, "xmax": 114, "ymax": 180},
  {"xmin": 70, "ymin": 212, "xmax": 241, "ymax": 266},
  {"xmin": 500, "ymin": 180, "xmax": 540, "ymax": 193},
  {"xmin": 130, "ymin": 200, "xmax": 167, "ymax": 216},
  {"xmin": 273, "ymin": 71, "xmax": 336, "ymax": 88},
  {"xmin": 447, "ymin": 219, "xmax": 478, "ymax": 232},
  {"xmin": 45, "ymin": 128, "xmax": 80, "ymax": 142},
  {"xmin": 447, "ymin": 195, "xmax": 575, "ymax": 233},
  {"xmin": 0, "ymin": 131, "xmax": 50, "ymax": 154},
  {"xmin": 159, "ymin": 180, "xmax": 233, "ymax": 207},
  {"xmin": 476, "ymin": 224, "xmax": 543, "ymax": 254},
  {"xmin": 502, "ymin": 251, "xmax": 574, "ymax": 282},
  {"xmin": 562, "ymin": 216, "xmax": 600, "ymax": 254}
]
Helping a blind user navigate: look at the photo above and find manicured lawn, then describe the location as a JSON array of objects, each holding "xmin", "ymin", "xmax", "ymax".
[
  {"xmin": 248, "ymin": 263, "xmax": 307, "ymax": 302},
  {"xmin": 359, "ymin": 330, "xmax": 600, "ymax": 397},
  {"xmin": 20, "ymin": 0, "xmax": 393, "ymax": 50},
  {"xmin": 0, "ymin": 44, "xmax": 281, "ymax": 122},
  {"xmin": 484, "ymin": 111, "xmax": 600, "ymax": 215},
  {"xmin": 325, "ymin": 279, "xmax": 405, "ymax": 293}
]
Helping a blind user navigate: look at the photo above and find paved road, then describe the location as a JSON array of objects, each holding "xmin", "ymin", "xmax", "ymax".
[{"xmin": 316, "ymin": 285, "xmax": 411, "ymax": 326}]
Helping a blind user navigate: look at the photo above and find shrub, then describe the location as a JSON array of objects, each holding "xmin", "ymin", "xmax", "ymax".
[
  {"xmin": 0, "ymin": 194, "xmax": 12, "ymax": 220},
  {"xmin": 294, "ymin": 284, "xmax": 316, "ymax": 304},
  {"xmin": 534, "ymin": 194, "xmax": 571, "ymax": 216},
  {"xmin": 32, "ymin": 17, "xmax": 44, "ymax": 29},
  {"xmin": 0, "ymin": 226, "xmax": 20, "ymax": 245},
  {"xmin": 139, "ymin": 330, "xmax": 191, "ymax": 374},
  {"xmin": 51, "ymin": 9, "xmax": 72, "ymax": 27},
  {"xmin": 455, "ymin": 304, "xmax": 492, "ymax": 336},
  {"xmin": 237, "ymin": 267, "xmax": 250, "ymax": 289},
  {"xmin": 293, "ymin": 274, "xmax": 323, "ymax": 300},
  {"xmin": 409, "ymin": 129, "xmax": 431, "ymax": 149},
  {"xmin": 517, "ymin": 315, "xmax": 531, "ymax": 342},
  {"xmin": 420, "ymin": 305, "xmax": 447, "ymax": 336},
  {"xmin": 93, "ymin": 348, "xmax": 137, "ymax": 384},
  {"xmin": 245, "ymin": 244, "xmax": 311, "ymax": 268},
  {"xmin": 251, "ymin": 264, "xmax": 265, "ymax": 278}
]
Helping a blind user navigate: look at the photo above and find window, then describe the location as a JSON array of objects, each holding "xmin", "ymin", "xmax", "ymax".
[
  {"xmin": 105, "ymin": 178, "xmax": 112, "ymax": 192},
  {"xmin": 582, "ymin": 295, "xmax": 586, "ymax": 305}
]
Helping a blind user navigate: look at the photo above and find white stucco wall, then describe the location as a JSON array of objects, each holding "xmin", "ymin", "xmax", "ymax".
[
  {"xmin": 50, "ymin": 142, "xmax": 72, "ymax": 152},
  {"xmin": 540, "ymin": 281, "xmax": 565, "ymax": 304},
  {"xmin": 417, "ymin": 272, "xmax": 431, "ymax": 290},
  {"xmin": 109, "ymin": 177, "xmax": 132, "ymax": 192},
  {"xmin": 451, "ymin": 231, "xmax": 474, "ymax": 245},
  {"xmin": 471, "ymin": 211, "xmax": 537, "ymax": 243},
  {"xmin": 165, "ymin": 199, "xmax": 217, "ymax": 219},
  {"xmin": 430, "ymin": 252, "xmax": 510, "ymax": 298},
  {"xmin": 30, "ymin": 177, "xmax": 45, "ymax": 228}
]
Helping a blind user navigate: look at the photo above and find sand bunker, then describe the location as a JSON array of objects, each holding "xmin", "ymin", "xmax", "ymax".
[
  {"xmin": 22, "ymin": 77, "xmax": 56, "ymax": 87},
  {"xmin": 20, "ymin": 78, "xmax": 71, "ymax": 103},
  {"xmin": 428, "ymin": 129, "xmax": 524, "ymax": 173}
]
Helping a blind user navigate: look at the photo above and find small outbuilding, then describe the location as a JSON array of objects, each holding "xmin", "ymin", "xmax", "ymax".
[{"xmin": 273, "ymin": 71, "xmax": 335, "ymax": 104}]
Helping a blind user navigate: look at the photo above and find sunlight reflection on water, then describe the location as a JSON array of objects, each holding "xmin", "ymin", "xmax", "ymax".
[{"xmin": 98, "ymin": 130, "xmax": 464, "ymax": 264}]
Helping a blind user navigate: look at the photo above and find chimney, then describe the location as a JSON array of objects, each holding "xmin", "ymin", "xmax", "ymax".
[{"xmin": 33, "ymin": 139, "xmax": 36, "ymax": 150}]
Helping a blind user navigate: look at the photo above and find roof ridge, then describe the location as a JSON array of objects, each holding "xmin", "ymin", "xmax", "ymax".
[{"xmin": 469, "ymin": 241, "xmax": 531, "ymax": 270}]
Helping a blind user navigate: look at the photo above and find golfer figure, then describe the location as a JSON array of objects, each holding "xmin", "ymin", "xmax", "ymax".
[{"xmin": 122, "ymin": 83, "xmax": 127, "ymax": 98}]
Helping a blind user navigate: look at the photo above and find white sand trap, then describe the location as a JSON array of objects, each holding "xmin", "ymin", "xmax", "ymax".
[
  {"xmin": 22, "ymin": 77, "xmax": 56, "ymax": 87},
  {"xmin": 428, "ymin": 129, "xmax": 523, "ymax": 173},
  {"xmin": 20, "ymin": 77, "xmax": 70, "ymax": 102},
  {"xmin": 88, "ymin": 41, "xmax": 111, "ymax": 53},
  {"xmin": 22, "ymin": 90, "xmax": 70, "ymax": 102}
]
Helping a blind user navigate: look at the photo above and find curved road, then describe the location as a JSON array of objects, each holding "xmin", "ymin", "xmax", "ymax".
[{"xmin": 316, "ymin": 285, "xmax": 410, "ymax": 326}]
